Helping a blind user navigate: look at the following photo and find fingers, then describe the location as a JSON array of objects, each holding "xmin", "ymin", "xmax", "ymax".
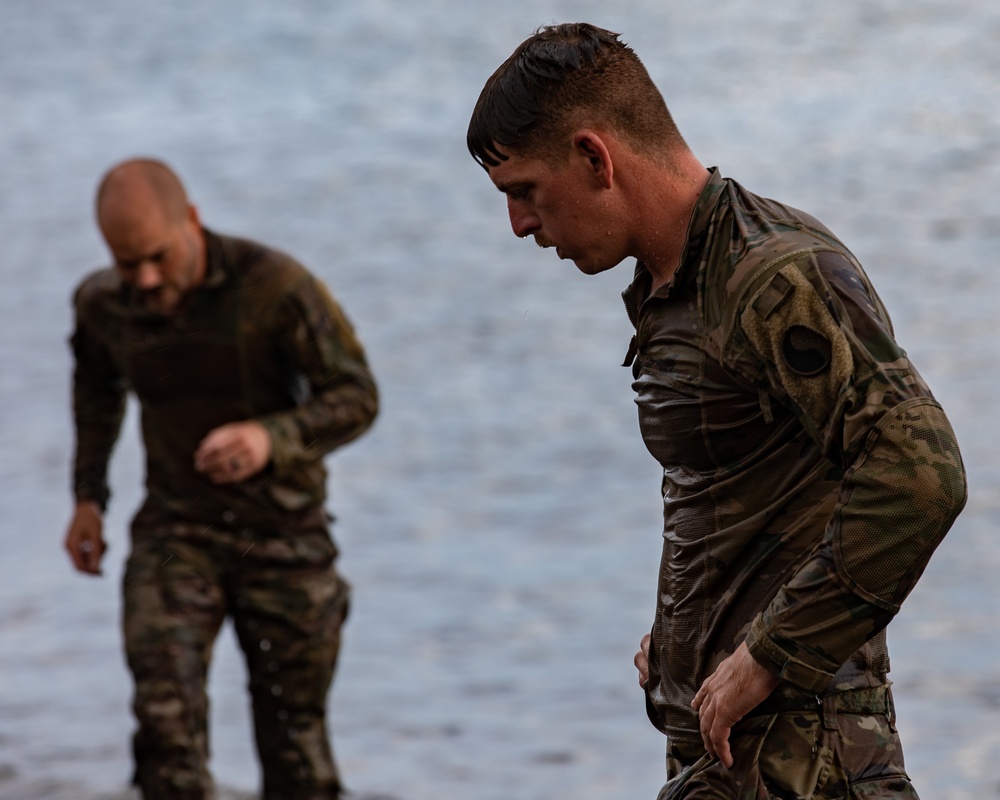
[
  {"xmin": 692, "ymin": 645, "xmax": 779, "ymax": 770},
  {"xmin": 634, "ymin": 650, "xmax": 648, "ymax": 688},
  {"xmin": 65, "ymin": 530, "xmax": 106, "ymax": 575},
  {"xmin": 716, "ymin": 737, "xmax": 734, "ymax": 769},
  {"xmin": 194, "ymin": 428, "xmax": 234, "ymax": 478},
  {"xmin": 194, "ymin": 422, "xmax": 270, "ymax": 484},
  {"xmin": 634, "ymin": 633, "xmax": 651, "ymax": 688},
  {"xmin": 64, "ymin": 502, "xmax": 106, "ymax": 576},
  {"xmin": 198, "ymin": 450, "xmax": 247, "ymax": 484},
  {"xmin": 692, "ymin": 682, "xmax": 706, "ymax": 711},
  {"xmin": 695, "ymin": 682, "xmax": 716, "ymax": 759},
  {"xmin": 693, "ymin": 672, "xmax": 732, "ymax": 766},
  {"xmin": 697, "ymin": 695, "xmax": 734, "ymax": 768},
  {"xmin": 77, "ymin": 537, "xmax": 107, "ymax": 575},
  {"xmin": 194, "ymin": 430, "xmax": 248, "ymax": 483}
]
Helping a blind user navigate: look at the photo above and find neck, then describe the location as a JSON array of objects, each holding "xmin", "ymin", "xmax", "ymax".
[
  {"xmin": 628, "ymin": 153, "xmax": 709, "ymax": 292},
  {"xmin": 191, "ymin": 226, "xmax": 209, "ymax": 287}
]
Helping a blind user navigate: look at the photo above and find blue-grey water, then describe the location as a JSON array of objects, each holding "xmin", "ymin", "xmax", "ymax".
[{"xmin": 1, "ymin": 1, "xmax": 999, "ymax": 798}]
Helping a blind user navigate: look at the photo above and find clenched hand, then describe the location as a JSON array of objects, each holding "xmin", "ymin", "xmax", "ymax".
[
  {"xmin": 64, "ymin": 500, "xmax": 107, "ymax": 575},
  {"xmin": 194, "ymin": 420, "xmax": 272, "ymax": 484}
]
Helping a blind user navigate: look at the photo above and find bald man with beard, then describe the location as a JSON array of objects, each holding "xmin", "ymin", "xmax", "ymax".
[{"xmin": 64, "ymin": 158, "xmax": 379, "ymax": 800}]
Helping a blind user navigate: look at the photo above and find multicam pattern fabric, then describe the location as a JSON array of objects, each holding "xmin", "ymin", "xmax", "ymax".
[
  {"xmin": 623, "ymin": 169, "xmax": 966, "ymax": 753},
  {"xmin": 69, "ymin": 230, "xmax": 378, "ymax": 799},
  {"xmin": 659, "ymin": 688, "xmax": 916, "ymax": 799},
  {"xmin": 124, "ymin": 520, "xmax": 350, "ymax": 800},
  {"xmin": 70, "ymin": 228, "xmax": 378, "ymax": 525}
]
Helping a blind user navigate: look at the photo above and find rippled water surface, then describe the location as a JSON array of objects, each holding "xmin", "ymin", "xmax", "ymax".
[{"xmin": 2, "ymin": 1, "xmax": 999, "ymax": 798}]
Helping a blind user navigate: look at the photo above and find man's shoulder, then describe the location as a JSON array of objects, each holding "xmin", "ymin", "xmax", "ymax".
[
  {"xmin": 702, "ymin": 179, "xmax": 855, "ymax": 326},
  {"xmin": 72, "ymin": 266, "xmax": 123, "ymax": 313},
  {"xmin": 214, "ymin": 231, "xmax": 315, "ymax": 296}
]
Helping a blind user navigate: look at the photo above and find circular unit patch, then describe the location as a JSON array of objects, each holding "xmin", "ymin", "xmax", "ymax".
[{"xmin": 781, "ymin": 325, "xmax": 832, "ymax": 376}]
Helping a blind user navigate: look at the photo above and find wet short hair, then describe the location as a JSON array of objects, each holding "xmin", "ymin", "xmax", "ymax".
[{"xmin": 467, "ymin": 23, "xmax": 685, "ymax": 168}]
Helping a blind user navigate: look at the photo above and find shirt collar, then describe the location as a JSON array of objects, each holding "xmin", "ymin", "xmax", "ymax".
[
  {"xmin": 201, "ymin": 227, "xmax": 229, "ymax": 289},
  {"xmin": 622, "ymin": 167, "xmax": 728, "ymax": 324}
]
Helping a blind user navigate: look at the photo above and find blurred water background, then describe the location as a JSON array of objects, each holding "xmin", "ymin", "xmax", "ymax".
[{"xmin": 1, "ymin": 1, "xmax": 999, "ymax": 798}]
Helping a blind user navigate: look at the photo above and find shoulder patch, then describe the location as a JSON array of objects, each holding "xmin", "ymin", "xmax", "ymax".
[
  {"xmin": 782, "ymin": 325, "xmax": 832, "ymax": 376},
  {"xmin": 740, "ymin": 262, "xmax": 853, "ymax": 429},
  {"xmin": 752, "ymin": 271, "xmax": 794, "ymax": 320}
]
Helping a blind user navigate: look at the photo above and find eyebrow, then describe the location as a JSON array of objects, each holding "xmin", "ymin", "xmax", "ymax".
[
  {"xmin": 494, "ymin": 180, "xmax": 531, "ymax": 195},
  {"xmin": 116, "ymin": 245, "xmax": 168, "ymax": 269}
]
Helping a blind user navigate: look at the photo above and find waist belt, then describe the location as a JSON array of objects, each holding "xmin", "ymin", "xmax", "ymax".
[{"xmin": 750, "ymin": 683, "xmax": 895, "ymax": 730}]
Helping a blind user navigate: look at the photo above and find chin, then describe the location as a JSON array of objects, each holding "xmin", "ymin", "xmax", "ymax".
[{"xmin": 574, "ymin": 258, "xmax": 616, "ymax": 276}]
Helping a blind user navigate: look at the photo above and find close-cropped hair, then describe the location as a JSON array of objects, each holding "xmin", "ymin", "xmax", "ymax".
[
  {"xmin": 468, "ymin": 22, "xmax": 684, "ymax": 168},
  {"xmin": 96, "ymin": 157, "xmax": 190, "ymax": 223}
]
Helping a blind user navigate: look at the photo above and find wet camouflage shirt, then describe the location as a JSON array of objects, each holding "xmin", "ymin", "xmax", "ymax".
[
  {"xmin": 623, "ymin": 168, "xmax": 966, "ymax": 745},
  {"xmin": 71, "ymin": 229, "xmax": 378, "ymax": 529}
]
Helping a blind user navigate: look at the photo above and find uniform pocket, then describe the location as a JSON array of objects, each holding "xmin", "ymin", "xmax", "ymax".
[
  {"xmin": 657, "ymin": 716, "xmax": 778, "ymax": 799},
  {"xmin": 849, "ymin": 775, "xmax": 919, "ymax": 799},
  {"xmin": 656, "ymin": 753, "xmax": 716, "ymax": 800}
]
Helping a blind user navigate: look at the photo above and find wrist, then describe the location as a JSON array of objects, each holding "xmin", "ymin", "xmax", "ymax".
[{"xmin": 75, "ymin": 499, "xmax": 104, "ymax": 517}]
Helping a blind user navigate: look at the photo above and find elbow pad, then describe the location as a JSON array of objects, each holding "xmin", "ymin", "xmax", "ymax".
[{"xmin": 833, "ymin": 399, "xmax": 967, "ymax": 610}]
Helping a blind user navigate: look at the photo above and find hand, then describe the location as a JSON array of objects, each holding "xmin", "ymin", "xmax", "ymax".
[
  {"xmin": 194, "ymin": 421, "xmax": 272, "ymax": 484},
  {"xmin": 691, "ymin": 642, "xmax": 780, "ymax": 768},
  {"xmin": 634, "ymin": 633, "xmax": 651, "ymax": 688},
  {"xmin": 64, "ymin": 500, "xmax": 107, "ymax": 575}
]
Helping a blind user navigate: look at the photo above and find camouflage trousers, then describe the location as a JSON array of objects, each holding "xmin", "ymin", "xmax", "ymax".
[
  {"xmin": 659, "ymin": 686, "xmax": 917, "ymax": 799},
  {"xmin": 122, "ymin": 520, "xmax": 350, "ymax": 800}
]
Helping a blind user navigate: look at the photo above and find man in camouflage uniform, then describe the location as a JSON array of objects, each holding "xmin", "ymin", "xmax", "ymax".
[
  {"xmin": 467, "ymin": 23, "xmax": 967, "ymax": 799},
  {"xmin": 63, "ymin": 158, "xmax": 379, "ymax": 800}
]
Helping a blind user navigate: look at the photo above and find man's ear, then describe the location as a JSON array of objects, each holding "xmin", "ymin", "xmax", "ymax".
[{"xmin": 572, "ymin": 130, "xmax": 614, "ymax": 189}]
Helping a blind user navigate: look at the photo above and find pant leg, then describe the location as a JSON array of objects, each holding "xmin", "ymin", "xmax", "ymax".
[
  {"xmin": 658, "ymin": 716, "xmax": 777, "ymax": 800},
  {"xmin": 758, "ymin": 701, "xmax": 919, "ymax": 800},
  {"xmin": 123, "ymin": 535, "xmax": 226, "ymax": 800},
  {"xmin": 229, "ymin": 558, "xmax": 350, "ymax": 800}
]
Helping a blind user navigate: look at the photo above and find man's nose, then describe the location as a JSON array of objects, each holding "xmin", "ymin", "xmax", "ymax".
[
  {"xmin": 134, "ymin": 260, "xmax": 162, "ymax": 290},
  {"xmin": 507, "ymin": 199, "xmax": 540, "ymax": 239}
]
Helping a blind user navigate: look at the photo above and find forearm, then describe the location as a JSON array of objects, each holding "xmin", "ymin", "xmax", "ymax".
[
  {"xmin": 72, "ymin": 372, "xmax": 126, "ymax": 510},
  {"xmin": 257, "ymin": 373, "xmax": 378, "ymax": 476},
  {"xmin": 746, "ymin": 399, "xmax": 967, "ymax": 691},
  {"xmin": 261, "ymin": 274, "xmax": 379, "ymax": 475},
  {"xmin": 745, "ymin": 546, "xmax": 890, "ymax": 691}
]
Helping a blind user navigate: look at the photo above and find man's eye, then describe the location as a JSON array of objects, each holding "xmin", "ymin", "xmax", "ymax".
[
  {"xmin": 151, "ymin": 250, "xmax": 168, "ymax": 263},
  {"xmin": 508, "ymin": 188, "xmax": 530, "ymax": 202}
]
